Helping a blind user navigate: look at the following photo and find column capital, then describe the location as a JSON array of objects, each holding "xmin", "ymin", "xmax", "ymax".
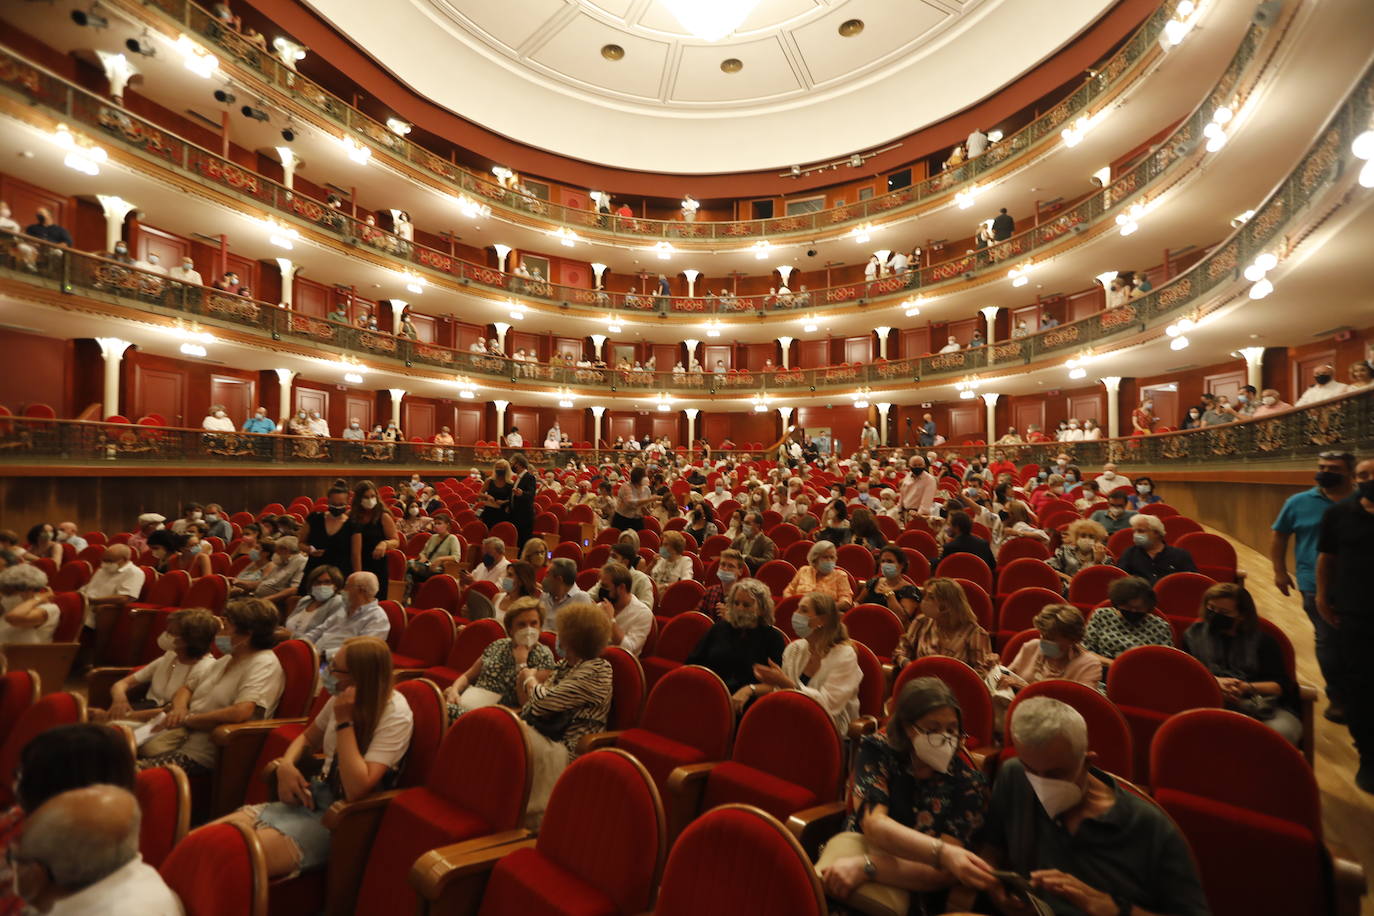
[
  {"xmin": 590, "ymin": 334, "xmax": 607, "ymax": 346},
  {"xmin": 95, "ymin": 337, "xmax": 133, "ymax": 360},
  {"xmin": 493, "ymin": 322, "xmax": 511, "ymax": 335},
  {"xmin": 681, "ymin": 269, "xmax": 700, "ymax": 281},
  {"xmin": 492, "ymin": 400, "xmax": 510, "ymax": 412},
  {"xmin": 387, "ymin": 388, "xmax": 407, "ymax": 400},
  {"xmin": 589, "ymin": 405, "xmax": 607, "ymax": 417},
  {"xmin": 1238, "ymin": 346, "xmax": 1265, "ymax": 365},
  {"xmin": 776, "ymin": 335, "xmax": 794, "ymax": 346},
  {"xmin": 273, "ymin": 367, "xmax": 297, "ymax": 384},
  {"xmin": 874, "ymin": 326, "xmax": 892, "ymax": 340},
  {"xmin": 979, "ymin": 305, "xmax": 1000, "ymax": 321},
  {"xmin": 274, "ymin": 257, "xmax": 299, "ymax": 276},
  {"xmin": 777, "ymin": 406, "xmax": 794, "ymax": 420},
  {"xmin": 386, "ymin": 299, "xmax": 408, "ymax": 317},
  {"xmin": 275, "ymin": 146, "xmax": 300, "ymax": 170},
  {"xmin": 1099, "ymin": 376, "xmax": 1123, "ymax": 393},
  {"xmin": 877, "ymin": 402, "xmax": 892, "ymax": 414},
  {"xmin": 96, "ymin": 195, "xmax": 136, "ymax": 220},
  {"xmin": 980, "ymin": 392, "xmax": 1000, "ymax": 406},
  {"xmin": 683, "ymin": 407, "xmax": 700, "ymax": 419}
]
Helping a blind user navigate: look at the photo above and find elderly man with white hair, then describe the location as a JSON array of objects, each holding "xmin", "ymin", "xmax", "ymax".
[
  {"xmin": 11, "ymin": 785, "xmax": 181, "ymax": 915},
  {"xmin": 79, "ymin": 543, "xmax": 146, "ymax": 629},
  {"xmin": 302, "ymin": 571, "xmax": 389, "ymax": 660},
  {"xmin": 1094, "ymin": 462, "xmax": 1132, "ymax": 495},
  {"xmin": 54, "ymin": 522, "xmax": 87, "ymax": 554},
  {"xmin": 249, "ymin": 536, "xmax": 306, "ymax": 604},
  {"xmin": 980, "ymin": 696, "xmax": 1208, "ymax": 916},
  {"xmin": 1115, "ymin": 513, "xmax": 1199, "ymax": 585},
  {"xmin": 469, "ymin": 536, "xmax": 511, "ymax": 585},
  {"xmin": 0, "ymin": 564, "xmax": 59, "ymax": 644}
]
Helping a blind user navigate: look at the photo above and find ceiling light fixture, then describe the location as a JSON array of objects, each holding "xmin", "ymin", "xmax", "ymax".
[
  {"xmin": 550, "ymin": 227, "xmax": 580, "ymax": 247},
  {"xmin": 720, "ymin": 58, "xmax": 743, "ymax": 73},
  {"xmin": 954, "ymin": 185, "xmax": 980, "ymax": 210},
  {"xmin": 988, "ymin": 129, "xmax": 1004, "ymax": 143},
  {"xmin": 652, "ymin": 241, "xmax": 675, "ymax": 260},
  {"xmin": 272, "ymin": 36, "xmax": 307, "ymax": 64},
  {"xmin": 751, "ymin": 240, "xmax": 771, "ymax": 260},
  {"xmin": 1160, "ymin": 0, "xmax": 1201, "ymax": 49},
  {"xmin": 1115, "ymin": 201, "xmax": 1145, "ymax": 236},
  {"xmin": 262, "ymin": 218, "xmax": 298, "ymax": 250},
  {"xmin": 1352, "ymin": 127, "xmax": 1374, "ymax": 188},
  {"xmin": 344, "ymin": 372, "xmax": 363, "ymax": 385},
  {"xmin": 179, "ymin": 342, "xmax": 207, "ymax": 357},
  {"xmin": 660, "ymin": 0, "xmax": 761, "ymax": 42},
  {"xmin": 904, "ymin": 296, "xmax": 924, "ymax": 318},
  {"xmin": 52, "ymin": 124, "xmax": 107, "ymax": 175},
  {"xmin": 705, "ymin": 320, "xmax": 723, "ymax": 338},
  {"xmin": 1007, "ymin": 262, "xmax": 1033, "ymax": 287},
  {"xmin": 339, "ymin": 136, "xmax": 371, "ymax": 164},
  {"xmin": 385, "ymin": 117, "xmax": 411, "ymax": 137},
  {"xmin": 601, "ymin": 44, "xmax": 625, "ymax": 61},
  {"xmin": 175, "ymin": 34, "xmax": 218, "ymax": 78},
  {"xmin": 850, "ymin": 222, "xmax": 877, "ymax": 244},
  {"xmin": 1170, "ymin": 335, "xmax": 1190, "ymax": 351},
  {"xmin": 454, "ymin": 195, "xmax": 491, "ymax": 220},
  {"xmin": 557, "ymin": 388, "xmax": 576, "ymax": 409},
  {"xmin": 656, "ymin": 392, "xmax": 673, "ymax": 412},
  {"xmin": 402, "ymin": 271, "xmax": 425, "ymax": 294}
]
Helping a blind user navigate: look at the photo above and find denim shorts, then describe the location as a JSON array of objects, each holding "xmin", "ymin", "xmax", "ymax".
[{"xmin": 252, "ymin": 780, "xmax": 338, "ymax": 871}]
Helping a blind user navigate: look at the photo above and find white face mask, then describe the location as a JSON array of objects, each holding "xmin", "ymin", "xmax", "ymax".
[
  {"xmin": 1076, "ymin": 537, "xmax": 1095, "ymax": 551},
  {"xmin": 1024, "ymin": 768, "xmax": 1085, "ymax": 819},
  {"xmin": 361, "ymin": 497, "xmax": 378, "ymax": 509},
  {"xmin": 101, "ymin": 561, "xmax": 120, "ymax": 574},
  {"xmin": 512, "ymin": 627, "xmax": 540, "ymax": 648},
  {"xmin": 911, "ymin": 731, "xmax": 957, "ymax": 774},
  {"xmin": 1262, "ymin": 395, "xmax": 1276, "ymax": 406},
  {"xmin": 157, "ymin": 631, "xmax": 176, "ymax": 653}
]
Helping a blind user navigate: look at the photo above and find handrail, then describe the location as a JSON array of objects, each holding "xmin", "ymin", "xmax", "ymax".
[
  {"xmin": 3, "ymin": 37, "xmax": 1364, "ymax": 397},
  {"xmin": 0, "ymin": 14, "xmax": 1265, "ymax": 320},
  {"xmin": 0, "ymin": 389, "xmax": 1367, "ymax": 470},
  {"xmin": 127, "ymin": 0, "xmax": 1180, "ymax": 243}
]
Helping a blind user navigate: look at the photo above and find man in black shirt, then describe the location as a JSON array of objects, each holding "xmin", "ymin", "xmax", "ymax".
[
  {"xmin": 938, "ymin": 510, "xmax": 997, "ymax": 573},
  {"xmin": 991, "ymin": 207, "xmax": 1015, "ymax": 241},
  {"xmin": 23, "ymin": 207, "xmax": 73, "ymax": 264},
  {"xmin": 1317, "ymin": 456, "xmax": 1374, "ymax": 793}
]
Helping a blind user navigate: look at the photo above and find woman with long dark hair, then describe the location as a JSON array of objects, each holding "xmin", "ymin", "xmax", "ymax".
[
  {"xmin": 349, "ymin": 480, "xmax": 399, "ymax": 601},
  {"xmin": 301, "ymin": 478, "xmax": 353, "ymax": 593}
]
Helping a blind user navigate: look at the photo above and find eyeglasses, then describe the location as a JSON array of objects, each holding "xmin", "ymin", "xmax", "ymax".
[{"xmin": 912, "ymin": 725, "xmax": 965, "ymax": 747}]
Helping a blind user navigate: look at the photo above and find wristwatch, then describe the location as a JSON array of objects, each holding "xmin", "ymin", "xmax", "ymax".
[
  {"xmin": 336, "ymin": 721, "xmax": 353, "ymax": 731},
  {"xmin": 863, "ymin": 855, "xmax": 877, "ymax": 880}
]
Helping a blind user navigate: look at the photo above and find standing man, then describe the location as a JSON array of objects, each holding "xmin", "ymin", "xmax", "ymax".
[
  {"xmin": 860, "ymin": 421, "xmax": 880, "ymax": 451},
  {"xmin": 508, "ymin": 453, "xmax": 538, "ymax": 550},
  {"xmin": 1317, "ymin": 456, "xmax": 1374, "ymax": 793},
  {"xmin": 1272, "ymin": 451, "xmax": 1355, "ymax": 722},
  {"xmin": 991, "ymin": 207, "xmax": 1015, "ymax": 241},
  {"xmin": 898, "ymin": 456, "xmax": 936, "ymax": 519},
  {"xmin": 919, "ymin": 413, "xmax": 937, "ymax": 448}
]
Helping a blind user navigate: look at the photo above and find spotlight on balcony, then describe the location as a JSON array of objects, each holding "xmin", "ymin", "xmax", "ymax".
[
  {"xmin": 240, "ymin": 105, "xmax": 269, "ymax": 122},
  {"xmin": 125, "ymin": 32, "xmax": 156, "ymax": 57},
  {"xmin": 71, "ymin": 6, "xmax": 109, "ymax": 29},
  {"xmin": 213, "ymin": 87, "xmax": 236, "ymax": 104}
]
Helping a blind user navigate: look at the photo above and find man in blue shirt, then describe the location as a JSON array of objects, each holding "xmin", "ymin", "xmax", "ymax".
[
  {"xmin": 1271, "ymin": 450, "xmax": 1355, "ymax": 720},
  {"xmin": 242, "ymin": 407, "xmax": 276, "ymax": 434}
]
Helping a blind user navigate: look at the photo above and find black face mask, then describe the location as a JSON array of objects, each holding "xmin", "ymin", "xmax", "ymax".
[
  {"xmin": 911, "ymin": 467, "xmax": 925, "ymax": 476},
  {"xmin": 1314, "ymin": 374, "xmax": 1333, "ymax": 386},
  {"xmin": 328, "ymin": 506, "xmax": 347, "ymax": 517},
  {"xmin": 1359, "ymin": 480, "xmax": 1374, "ymax": 501},
  {"xmin": 1314, "ymin": 470, "xmax": 1345, "ymax": 490},
  {"xmin": 1206, "ymin": 611, "xmax": 1236, "ymax": 636},
  {"xmin": 1119, "ymin": 609, "xmax": 1149, "ymax": 626}
]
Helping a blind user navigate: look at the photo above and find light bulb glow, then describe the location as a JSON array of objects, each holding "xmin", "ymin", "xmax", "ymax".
[
  {"xmin": 1249, "ymin": 278, "xmax": 1274, "ymax": 299},
  {"xmin": 1205, "ymin": 134, "xmax": 1227, "ymax": 153},
  {"xmin": 1353, "ymin": 129, "xmax": 1374, "ymax": 161},
  {"xmin": 1170, "ymin": 335, "xmax": 1190, "ymax": 351},
  {"xmin": 1254, "ymin": 252, "xmax": 1278, "ymax": 272},
  {"xmin": 179, "ymin": 342, "xmax": 207, "ymax": 357},
  {"xmin": 344, "ymin": 372, "xmax": 363, "ymax": 384},
  {"xmin": 1069, "ymin": 367, "xmax": 1088, "ymax": 380},
  {"xmin": 1360, "ymin": 159, "xmax": 1374, "ymax": 189}
]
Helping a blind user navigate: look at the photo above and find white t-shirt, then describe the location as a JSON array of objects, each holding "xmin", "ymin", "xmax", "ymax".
[
  {"xmin": 0, "ymin": 600, "xmax": 59, "ymax": 645},
  {"xmin": 471, "ymin": 557, "xmax": 510, "ymax": 585},
  {"xmin": 614, "ymin": 595, "xmax": 653, "ymax": 656},
  {"xmin": 506, "ymin": 432, "xmax": 524, "ymax": 447},
  {"xmin": 133, "ymin": 651, "xmax": 217, "ymax": 705},
  {"xmin": 179, "ymin": 650, "xmax": 285, "ymax": 767},
  {"xmin": 317, "ymin": 690, "xmax": 414, "ymax": 777},
  {"xmin": 46, "ymin": 856, "xmax": 183, "ymax": 916},
  {"xmin": 202, "ymin": 415, "xmax": 235, "ymax": 432},
  {"xmin": 81, "ymin": 562, "xmax": 146, "ymax": 627}
]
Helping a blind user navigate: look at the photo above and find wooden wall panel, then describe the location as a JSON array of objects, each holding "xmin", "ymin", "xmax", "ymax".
[
  {"xmin": 798, "ymin": 339, "xmax": 829, "ymax": 369},
  {"xmin": 293, "ymin": 277, "xmax": 332, "ymax": 318},
  {"xmin": 0, "ymin": 173, "xmax": 68, "ymax": 234},
  {"xmin": 702, "ymin": 345, "xmax": 731, "ymax": 371},
  {"xmin": 0, "ymin": 329, "xmax": 73, "ymax": 417},
  {"xmin": 651, "ymin": 416, "xmax": 679, "ymax": 442},
  {"xmin": 844, "ymin": 336, "xmax": 873, "ymax": 365},
  {"xmin": 1067, "ymin": 393, "xmax": 1103, "ymax": 426},
  {"xmin": 454, "ymin": 406, "xmax": 483, "ymax": 444},
  {"xmin": 133, "ymin": 223, "xmax": 189, "ymax": 266},
  {"xmin": 947, "ymin": 404, "xmax": 983, "ymax": 442},
  {"xmin": 209, "ymin": 375, "xmax": 255, "ymax": 425},
  {"xmin": 405, "ymin": 401, "xmax": 436, "ymax": 440},
  {"xmin": 131, "ymin": 365, "xmax": 187, "ymax": 426},
  {"xmin": 293, "ymin": 387, "xmax": 329, "ymax": 422},
  {"xmin": 344, "ymin": 396, "xmax": 374, "ymax": 432},
  {"xmin": 1013, "ymin": 401, "xmax": 1046, "ymax": 437},
  {"xmin": 507, "ymin": 408, "xmax": 539, "ymax": 443},
  {"xmin": 899, "ymin": 327, "xmax": 931, "ymax": 360}
]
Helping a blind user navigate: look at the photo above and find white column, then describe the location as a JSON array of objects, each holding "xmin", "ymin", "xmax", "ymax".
[
  {"xmin": 96, "ymin": 51, "xmax": 137, "ymax": 103},
  {"xmin": 275, "ymin": 146, "xmax": 299, "ymax": 190},
  {"xmin": 684, "ymin": 339, "xmax": 700, "ymax": 365},
  {"xmin": 590, "ymin": 335, "xmax": 606, "ymax": 361},
  {"xmin": 274, "ymin": 368, "xmax": 296, "ymax": 425},
  {"xmin": 684, "ymin": 407, "xmax": 699, "ymax": 445},
  {"xmin": 492, "ymin": 244, "xmax": 512, "ymax": 272},
  {"xmin": 95, "ymin": 337, "xmax": 132, "ymax": 418},
  {"xmin": 493, "ymin": 322, "xmax": 510, "ymax": 353},
  {"xmin": 1239, "ymin": 347, "xmax": 1265, "ymax": 390},
  {"xmin": 777, "ymin": 407, "xmax": 793, "ymax": 442},
  {"xmin": 388, "ymin": 388, "xmax": 406, "ymax": 427},
  {"xmin": 275, "ymin": 258, "xmax": 300, "ymax": 309},
  {"xmin": 1100, "ymin": 376, "xmax": 1122, "ymax": 439},
  {"xmin": 777, "ymin": 336, "xmax": 793, "ymax": 369},
  {"xmin": 591, "ymin": 263, "xmax": 608, "ymax": 290},
  {"xmin": 96, "ymin": 195, "xmax": 136, "ymax": 254},
  {"xmin": 980, "ymin": 305, "xmax": 999, "ymax": 345},
  {"xmin": 777, "ymin": 265, "xmax": 794, "ymax": 288},
  {"xmin": 387, "ymin": 299, "xmax": 408, "ymax": 328},
  {"xmin": 981, "ymin": 392, "xmax": 1000, "ymax": 446},
  {"xmin": 493, "ymin": 400, "xmax": 510, "ymax": 441},
  {"xmin": 682, "ymin": 269, "xmax": 700, "ymax": 298},
  {"xmin": 877, "ymin": 403, "xmax": 892, "ymax": 446},
  {"xmin": 874, "ymin": 327, "xmax": 892, "ymax": 360},
  {"xmin": 590, "ymin": 405, "xmax": 606, "ymax": 447}
]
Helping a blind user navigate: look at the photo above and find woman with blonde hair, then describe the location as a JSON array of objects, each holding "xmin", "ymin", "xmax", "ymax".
[
  {"xmin": 891, "ymin": 577, "xmax": 995, "ymax": 675},
  {"xmin": 220, "ymin": 636, "xmax": 413, "ymax": 877},
  {"xmin": 753, "ymin": 592, "xmax": 862, "ymax": 734},
  {"xmin": 994, "ymin": 500, "xmax": 1050, "ymax": 551},
  {"xmin": 520, "ymin": 537, "xmax": 551, "ymax": 583},
  {"xmin": 783, "ymin": 540, "xmax": 854, "ymax": 611},
  {"xmin": 479, "ymin": 459, "xmax": 514, "ymax": 529},
  {"xmin": 1000, "ymin": 603, "xmax": 1103, "ymax": 692},
  {"xmin": 1048, "ymin": 518, "xmax": 1111, "ymax": 583},
  {"xmin": 649, "ymin": 530, "xmax": 693, "ymax": 587},
  {"xmin": 495, "ymin": 560, "xmax": 542, "ymax": 623}
]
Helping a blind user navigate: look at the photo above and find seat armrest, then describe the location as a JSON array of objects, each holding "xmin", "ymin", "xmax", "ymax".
[
  {"xmin": 86, "ymin": 667, "xmax": 137, "ymax": 709},
  {"xmin": 1332, "ymin": 857, "xmax": 1366, "ymax": 916},
  {"xmin": 1298, "ymin": 683, "xmax": 1317, "ymax": 765},
  {"xmin": 664, "ymin": 762, "xmax": 718, "ymax": 841},
  {"xmin": 786, "ymin": 801, "xmax": 846, "ymax": 860},
  {"xmin": 576, "ymin": 730, "xmax": 624, "ymax": 755},
  {"xmin": 410, "ymin": 832, "xmax": 535, "ymax": 915},
  {"xmin": 210, "ymin": 718, "xmax": 309, "ymax": 817},
  {"xmin": 319, "ymin": 790, "xmax": 404, "ymax": 915},
  {"xmin": 846, "ymin": 717, "xmax": 877, "ymax": 741}
]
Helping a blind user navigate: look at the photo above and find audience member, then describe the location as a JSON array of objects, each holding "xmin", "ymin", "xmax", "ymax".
[
  {"xmin": 594, "ymin": 562, "xmax": 652, "ymax": 656},
  {"xmin": 857, "ymin": 546, "xmax": 922, "ymax": 624},
  {"xmin": 283, "ymin": 565, "xmax": 346, "ymax": 637},
  {"xmin": 1128, "ymin": 476, "xmax": 1161, "ymax": 509},
  {"xmin": 1000, "ymin": 604, "xmax": 1103, "ymax": 692},
  {"xmin": 649, "ymin": 530, "xmax": 693, "ymax": 586},
  {"xmin": 730, "ymin": 510, "xmax": 777, "ymax": 572},
  {"xmin": 1094, "ymin": 463, "xmax": 1131, "ymax": 495},
  {"xmin": 1089, "ymin": 488, "xmax": 1136, "ymax": 535},
  {"xmin": 753, "ymin": 592, "xmax": 861, "ymax": 735},
  {"xmin": 1048, "ymin": 518, "xmax": 1111, "ymax": 583},
  {"xmin": 938, "ymin": 511, "xmax": 996, "ymax": 572},
  {"xmin": 586, "ymin": 543, "xmax": 655, "ymax": 609},
  {"xmin": 444, "ymin": 597, "xmax": 556, "ymax": 714},
  {"xmin": 93, "ymin": 607, "xmax": 218, "ymax": 724},
  {"xmin": 540, "ymin": 557, "xmax": 591, "ymax": 632},
  {"xmin": 1294, "ymin": 363, "xmax": 1351, "ymax": 405},
  {"xmin": 686, "ymin": 577, "xmax": 786, "ymax": 712},
  {"xmin": 79, "ymin": 543, "xmax": 144, "ymax": 629},
  {"xmin": 1082, "ymin": 576, "xmax": 1173, "ymax": 660},
  {"xmin": 494, "ymin": 560, "xmax": 542, "ymax": 623},
  {"xmin": 1115, "ymin": 514, "xmax": 1198, "ymax": 583},
  {"xmin": 891, "ymin": 577, "xmax": 996, "ymax": 675},
  {"xmin": 1251, "ymin": 388, "xmax": 1292, "ymax": 417},
  {"xmin": 0, "ymin": 564, "xmax": 58, "ymax": 645},
  {"xmin": 349, "ymin": 480, "xmax": 398, "ymax": 601},
  {"xmin": 784, "ymin": 540, "xmax": 854, "ymax": 610},
  {"xmin": 303, "ymin": 571, "xmax": 390, "ymax": 659},
  {"xmin": 251, "ymin": 536, "xmax": 306, "ymax": 603}
]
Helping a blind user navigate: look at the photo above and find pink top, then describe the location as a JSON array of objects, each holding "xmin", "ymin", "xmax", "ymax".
[{"xmin": 1008, "ymin": 641, "xmax": 1104, "ymax": 690}]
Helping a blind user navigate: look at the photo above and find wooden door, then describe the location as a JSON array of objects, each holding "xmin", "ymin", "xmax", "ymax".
[
  {"xmin": 1204, "ymin": 369, "xmax": 1247, "ymax": 404},
  {"xmin": 652, "ymin": 416, "xmax": 679, "ymax": 443},
  {"xmin": 702, "ymin": 345, "xmax": 731, "ymax": 371},
  {"xmin": 405, "ymin": 401, "xmax": 436, "ymax": 441},
  {"xmin": 608, "ymin": 415, "xmax": 636, "ymax": 444},
  {"xmin": 702, "ymin": 413, "xmax": 730, "ymax": 445},
  {"xmin": 652, "ymin": 344, "xmax": 679, "ymax": 371},
  {"xmin": 408, "ymin": 313, "xmax": 437, "ymax": 344},
  {"xmin": 844, "ymin": 336, "xmax": 873, "ymax": 365},
  {"xmin": 1291, "ymin": 351, "xmax": 1335, "ymax": 403},
  {"xmin": 1013, "ymin": 401, "xmax": 1045, "ymax": 437},
  {"xmin": 294, "ymin": 387, "xmax": 328, "ymax": 421},
  {"xmin": 556, "ymin": 337, "xmax": 585, "ymax": 363},
  {"xmin": 454, "ymin": 406, "xmax": 482, "ymax": 444},
  {"xmin": 225, "ymin": 253, "xmax": 258, "ymax": 292},
  {"xmin": 947, "ymin": 318, "xmax": 978, "ymax": 346},
  {"xmin": 1011, "ymin": 305, "xmax": 1040, "ymax": 333},
  {"xmin": 1140, "ymin": 385, "xmax": 1179, "ymax": 429},
  {"xmin": 1067, "ymin": 289, "xmax": 1100, "ymax": 322},
  {"xmin": 947, "ymin": 405, "xmax": 983, "ymax": 443},
  {"xmin": 1067, "ymin": 393, "xmax": 1103, "ymax": 426},
  {"xmin": 134, "ymin": 223, "xmax": 188, "ymax": 266},
  {"xmin": 131, "ymin": 365, "xmax": 186, "ymax": 426},
  {"xmin": 293, "ymin": 277, "xmax": 332, "ymax": 318},
  {"xmin": 508, "ymin": 408, "xmax": 539, "ymax": 443},
  {"xmin": 344, "ymin": 395, "xmax": 373, "ymax": 431},
  {"xmin": 798, "ymin": 339, "xmax": 829, "ymax": 368},
  {"xmin": 899, "ymin": 327, "xmax": 931, "ymax": 359},
  {"xmin": 209, "ymin": 375, "xmax": 255, "ymax": 426},
  {"xmin": 1, "ymin": 176, "xmax": 67, "ymax": 234}
]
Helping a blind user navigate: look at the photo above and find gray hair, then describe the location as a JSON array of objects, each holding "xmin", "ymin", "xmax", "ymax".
[
  {"xmin": 725, "ymin": 577, "xmax": 775, "ymax": 627},
  {"xmin": 273, "ymin": 536, "xmax": 300, "ymax": 554},
  {"xmin": 347, "ymin": 570, "xmax": 380, "ymax": 597},
  {"xmin": 548, "ymin": 557, "xmax": 578, "ymax": 586},
  {"xmin": 0, "ymin": 564, "xmax": 48, "ymax": 591},
  {"xmin": 616, "ymin": 529, "xmax": 641, "ymax": 551},
  {"xmin": 481, "ymin": 536, "xmax": 505, "ymax": 555},
  {"xmin": 1131, "ymin": 513, "xmax": 1166, "ymax": 538},
  {"xmin": 17, "ymin": 787, "xmax": 141, "ymax": 890},
  {"xmin": 1010, "ymin": 696, "xmax": 1088, "ymax": 760},
  {"xmin": 807, "ymin": 540, "xmax": 837, "ymax": 565}
]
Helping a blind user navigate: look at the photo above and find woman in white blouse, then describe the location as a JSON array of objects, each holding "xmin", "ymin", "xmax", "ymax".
[
  {"xmin": 649, "ymin": 531, "xmax": 693, "ymax": 587},
  {"xmin": 752, "ymin": 592, "xmax": 862, "ymax": 735},
  {"xmin": 219, "ymin": 636, "xmax": 413, "ymax": 877},
  {"xmin": 92, "ymin": 607, "xmax": 219, "ymax": 723}
]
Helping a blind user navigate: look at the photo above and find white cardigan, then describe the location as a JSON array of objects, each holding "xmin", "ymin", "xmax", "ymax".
[{"xmin": 780, "ymin": 640, "xmax": 862, "ymax": 736}]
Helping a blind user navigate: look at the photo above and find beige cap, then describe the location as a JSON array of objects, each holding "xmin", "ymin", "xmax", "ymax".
[{"xmin": 137, "ymin": 513, "xmax": 166, "ymax": 525}]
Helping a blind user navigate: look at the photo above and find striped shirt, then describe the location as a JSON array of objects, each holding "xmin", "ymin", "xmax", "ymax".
[{"xmin": 522, "ymin": 657, "xmax": 612, "ymax": 757}]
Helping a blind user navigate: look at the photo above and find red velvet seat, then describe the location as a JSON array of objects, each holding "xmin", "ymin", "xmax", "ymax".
[
  {"xmin": 551, "ymin": 541, "xmax": 584, "ymax": 566},
  {"xmin": 996, "ymin": 537, "xmax": 1052, "ymax": 564},
  {"xmin": 412, "ymin": 574, "xmax": 461, "ymax": 616},
  {"xmin": 934, "ymin": 552, "xmax": 992, "ymax": 592},
  {"xmin": 654, "ymin": 805, "xmax": 825, "ymax": 916},
  {"xmin": 754, "ymin": 559, "xmax": 796, "ymax": 596},
  {"xmin": 357, "ymin": 706, "xmax": 531, "ymax": 915},
  {"xmin": 422, "ymin": 618, "xmax": 507, "ymax": 688},
  {"xmin": 892, "ymin": 657, "xmax": 993, "ymax": 750},
  {"xmin": 657, "ymin": 579, "xmax": 705, "ymax": 619},
  {"xmin": 1139, "ymin": 502, "xmax": 1180, "ymax": 518},
  {"xmin": 379, "ymin": 600, "xmax": 408, "ymax": 651},
  {"xmin": 1068, "ymin": 565, "xmax": 1127, "ymax": 613},
  {"xmin": 1154, "ymin": 571, "xmax": 1215, "ymax": 619},
  {"xmin": 680, "ymin": 690, "xmax": 842, "ymax": 827},
  {"xmin": 642, "ymin": 612, "xmax": 713, "ymax": 691},
  {"xmin": 0, "ymin": 692, "xmax": 86, "ymax": 805},
  {"xmin": 392, "ymin": 609, "xmax": 455, "ymax": 670},
  {"xmin": 995, "ymin": 587, "xmax": 1064, "ymax": 648},
  {"xmin": 1176, "ymin": 532, "xmax": 1237, "ymax": 582},
  {"xmin": 136, "ymin": 764, "xmax": 190, "ymax": 868},
  {"xmin": 1151, "ymin": 709, "xmax": 1362, "ymax": 916},
  {"xmin": 953, "ymin": 578, "xmax": 995, "ymax": 631},
  {"xmin": 994, "ymin": 558, "xmax": 1060, "ymax": 605},
  {"xmin": 768, "ymin": 523, "xmax": 803, "ymax": 549},
  {"xmin": 602, "ymin": 646, "xmax": 646, "ymax": 732},
  {"xmin": 782, "ymin": 540, "xmax": 815, "ymax": 568},
  {"xmin": 699, "ymin": 534, "xmax": 732, "ymax": 562},
  {"xmin": 160, "ymin": 821, "xmax": 268, "ymax": 916},
  {"xmin": 835, "ymin": 544, "xmax": 875, "ymax": 580},
  {"xmin": 0, "ymin": 670, "xmax": 39, "ymax": 750},
  {"xmin": 897, "ymin": 530, "xmax": 939, "ymax": 563},
  {"xmin": 418, "ymin": 749, "xmax": 664, "ymax": 916},
  {"xmin": 841, "ymin": 604, "xmax": 904, "ymax": 663},
  {"xmin": 900, "ymin": 549, "xmax": 932, "ymax": 585},
  {"xmin": 51, "ymin": 559, "xmax": 91, "ymax": 592},
  {"xmin": 1106, "ymin": 645, "xmax": 1222, "ymax": 785},
  {"xmin": 1001, "ymin": 680, "xmax": 1133, "ymax": 778},
  {"xmin": 773, "ymin": 595, "xmax": 802, "ymax": 640},
  {"xmin": 1162, "ymin": 515, "xmax": 1204, "ymax": 541}
]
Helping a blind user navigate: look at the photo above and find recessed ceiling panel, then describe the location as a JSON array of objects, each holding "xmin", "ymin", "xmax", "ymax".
[
  {"xmin": 671, "ymin": 37, "xmax": 801, "ymax": 103},
  {"xmin": 432, "ymin": 0, "xmax": 567, "ymax": 52},
  {"xmin": 793, "ymin": 0, "xmax": 951, "ymax": 86},
  {"xmin": 528, "ymin": 15, "xmax": 671, "ymax": 101}
]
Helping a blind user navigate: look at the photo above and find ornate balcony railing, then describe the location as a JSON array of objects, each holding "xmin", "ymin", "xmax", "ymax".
[
  {"xmin": 3, "ymin": 46, "xmax": 1366, "ymax": 397},
  {"xmin": 123, "ymin": 0, "xmax": 1182, "ymax": 243},
  {"xmin": 0, "ymin": 15, "xmax": 1266, "ymax": 322},
  {"xmin": 0, "ymin": 390, "xmax": 1366, "ymax": 471}
]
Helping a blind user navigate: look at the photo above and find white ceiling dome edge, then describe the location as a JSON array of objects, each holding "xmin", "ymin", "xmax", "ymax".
[{"xmin": 304, "ymin": 0, "xmax": 1117, "ymax": 174}]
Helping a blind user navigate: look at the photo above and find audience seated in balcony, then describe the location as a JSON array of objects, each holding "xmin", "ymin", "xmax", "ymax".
[
  {"xmin": 980, "ymin": 697, "xmax": 1208, "ymax": 915},
  {"xmin": 687, "ymin": 577, "xmax": 786, "ymax": 712},
  {"xmin": 1115, "ymin": 514, "xmax": 1198, "ymax": 584}
]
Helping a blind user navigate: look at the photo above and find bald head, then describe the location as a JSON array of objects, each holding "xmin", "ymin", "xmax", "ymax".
[
  {"xmin": 17, "ymin": 785, "xmax": 140, "ymax": 897},
  {"xmin": 101, "ymin": 544, "xmax": 132, "ymax": 566}
]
